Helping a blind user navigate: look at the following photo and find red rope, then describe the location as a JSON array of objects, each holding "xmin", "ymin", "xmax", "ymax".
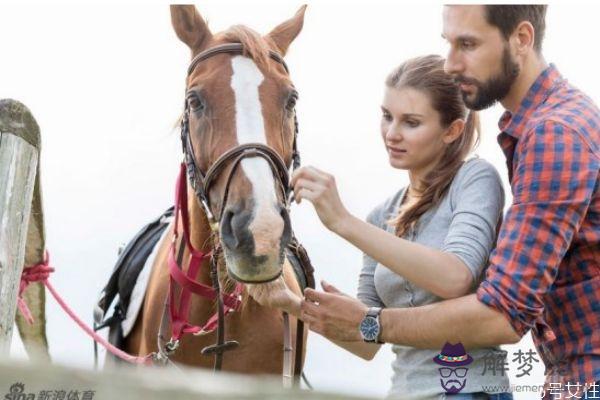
[
  {"xmin": 19, "ymin": 252, "xmax": 153, "ymax": 365},
  {"xmin": 18, "ymin": 251, "xmax": 54, "ymax": 324}
]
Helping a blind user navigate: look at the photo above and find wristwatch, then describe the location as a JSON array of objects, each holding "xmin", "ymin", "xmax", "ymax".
[{"xmin": 359, "ymin": 307, "xmax": 384, "ymax": 343}]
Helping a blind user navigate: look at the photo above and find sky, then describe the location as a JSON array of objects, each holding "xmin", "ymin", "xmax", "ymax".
[{"xmin": 2, "ymin": 1, "xmax": 600, "ymax": 399}]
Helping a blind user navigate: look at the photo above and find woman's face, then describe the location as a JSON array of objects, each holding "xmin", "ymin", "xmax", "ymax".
[{"xmin": 380, "ymin": 86, "xmax": 448, "ymax": 175}]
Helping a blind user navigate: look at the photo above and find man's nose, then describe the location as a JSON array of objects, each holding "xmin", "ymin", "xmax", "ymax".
[{"xmin": 444, "ymin": 48, "xmax": 464, "ymax": 76}]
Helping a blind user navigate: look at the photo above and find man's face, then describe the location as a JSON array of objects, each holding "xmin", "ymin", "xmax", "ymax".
[{"xmin": 442, "ymin": 5, "xmax": 520, "ymax": 110}]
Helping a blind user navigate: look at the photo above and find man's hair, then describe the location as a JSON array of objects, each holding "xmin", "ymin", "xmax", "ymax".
[{"xmin": 484, "ymin": 5, "xmax": 548, "ymax": 52}]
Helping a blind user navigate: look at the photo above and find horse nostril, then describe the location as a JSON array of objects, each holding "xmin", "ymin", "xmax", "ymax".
[
  {"xmin": 220, "ymin": 209, "xmax": 237, "ymax": 249},
  {"xmin": 220, "ymin": 208, "xmax": 253, "ymax": 251}
]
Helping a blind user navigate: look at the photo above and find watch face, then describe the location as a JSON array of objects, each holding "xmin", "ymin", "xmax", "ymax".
[{"xmin": 360, "ymin": 316, "xmax": 379, "ymax": 341}]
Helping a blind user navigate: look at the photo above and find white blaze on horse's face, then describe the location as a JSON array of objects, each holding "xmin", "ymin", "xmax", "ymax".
[{"xmin": 226, "ymin": 55, "xmax": 285, "ymax": 282}]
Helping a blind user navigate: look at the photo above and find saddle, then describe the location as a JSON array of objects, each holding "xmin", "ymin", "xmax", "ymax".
[
  {"xmin": 93, "ymin": 207, "xmax": 315, "ymax": 352},
  {"xmin": 93, "ymin": 207, "xmax": 174, "ymax": 349}
]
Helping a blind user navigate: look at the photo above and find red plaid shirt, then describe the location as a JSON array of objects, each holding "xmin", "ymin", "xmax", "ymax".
[{"xmin": 477, "ymin": 64, "xmax": 600, "ymax": 389}]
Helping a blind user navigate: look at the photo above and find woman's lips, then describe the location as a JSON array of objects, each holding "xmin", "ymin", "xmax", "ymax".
[{"xmin": 387, "ymin": 147, "xmax": 407, "ymax": 156}]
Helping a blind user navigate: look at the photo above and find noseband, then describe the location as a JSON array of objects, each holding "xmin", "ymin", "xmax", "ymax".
[{"xmin": 180, "ymin": 43, "xmax": 300, "ymax": 229}]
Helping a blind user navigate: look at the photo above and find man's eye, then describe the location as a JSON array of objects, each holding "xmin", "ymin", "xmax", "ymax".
[{"xmin": 460, "ymin": 40, "xmax": 475, "ymax": 50}]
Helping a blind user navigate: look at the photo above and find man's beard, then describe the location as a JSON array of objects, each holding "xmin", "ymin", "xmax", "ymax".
[{"xmin": 455, "ymin": 45, "xmax": 520, "ymax": 111}]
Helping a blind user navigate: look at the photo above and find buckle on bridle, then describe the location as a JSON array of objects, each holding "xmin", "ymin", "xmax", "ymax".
[
  {"xmin": 199, "ymin": 198, "xmax": 219, "ymax": 232},
  {"xmin": 165, "ymin": 339, "xmax": 180, "ymax": 354}
]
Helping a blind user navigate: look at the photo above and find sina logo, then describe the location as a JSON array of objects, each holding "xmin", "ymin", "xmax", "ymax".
[
  {"xmin": 4, "ymin": 383, "xmax": 34, "ymax": 400},
  {"xmin": 433, "ymin": 342, "xmax": 473, "ymax": 394}
]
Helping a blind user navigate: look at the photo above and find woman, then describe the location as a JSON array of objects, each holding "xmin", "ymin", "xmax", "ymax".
[{"xmin": 249, "ymin": 55, "xmax": 512, "ymax": 399}]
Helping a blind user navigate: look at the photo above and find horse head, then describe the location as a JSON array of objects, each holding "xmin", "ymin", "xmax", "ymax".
[{"xmin": 170, "ymin": 5, "xmax": 306, "ymax": 284}]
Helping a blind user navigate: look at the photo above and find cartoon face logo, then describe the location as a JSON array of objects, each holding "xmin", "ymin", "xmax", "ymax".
[{"xmin": 433, "ymin": 342, "xmax": 473, "ymax": 394}]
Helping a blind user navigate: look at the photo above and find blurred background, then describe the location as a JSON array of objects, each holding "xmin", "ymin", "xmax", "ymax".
[{"xmin": 2, "ymin": 1, "xmax": 599, "ymax": 398}]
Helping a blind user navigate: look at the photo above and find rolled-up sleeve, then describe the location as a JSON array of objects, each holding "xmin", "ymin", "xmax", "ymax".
[
  {"xmin": 441, "ymin": 159, "xmax": 505, "ymax": 284},
  {"xmin": 357, "ymin": 206, "xmax": 386, "ymax": 308},
  {"xmin": 477, "ymin": 121, "xmax": 599, "ymax": 337}
]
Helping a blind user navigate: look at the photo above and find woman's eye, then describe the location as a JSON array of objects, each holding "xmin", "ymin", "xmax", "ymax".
[
  {"xmin": 405, "ymin": 119, "xmax": 420, "ymax": 127},
  {"xmin": 186, "ymin": 93, "xmax": 204, "ymax": 112},
  {"xmin": 382, "ymin": 112, "xmax": 392, "ymax": 122}
]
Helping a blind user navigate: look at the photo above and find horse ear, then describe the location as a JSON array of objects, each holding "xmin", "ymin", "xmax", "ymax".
[
  {"xmin": 170, "ymin": 5, "xmax": 212, "ymax": 52},
  {"xmin": 265, "ymin": 5, "xmax": 307, "ymax": 56}
]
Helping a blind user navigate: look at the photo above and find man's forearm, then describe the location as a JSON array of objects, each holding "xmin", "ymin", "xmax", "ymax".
[{"xmin": 379, "ymin": 294, "xmax": 521, "ymax": 350}]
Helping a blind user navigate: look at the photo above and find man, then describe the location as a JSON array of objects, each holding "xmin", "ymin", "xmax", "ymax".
[{"xmin": 300, "ymin": 5, "xmax": 600, "ymax": 396}]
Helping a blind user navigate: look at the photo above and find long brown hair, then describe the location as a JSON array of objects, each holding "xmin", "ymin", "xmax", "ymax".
[{"xmin": 386, "ymin": 55, "xmax": 480, "ymax": 237}]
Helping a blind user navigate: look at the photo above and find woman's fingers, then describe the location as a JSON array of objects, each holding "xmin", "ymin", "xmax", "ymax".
[
  {"xmin": 290, "ymin": 165, "xmax": 329, "ymax": 187},
  {"xmin": 294, "ymin": 188, "xmax": 314, "ymax": 204},
  {"xmin": 293, "ymin": 178, "xmax": 323, "ymax": 203},
  {"xmin": 294, "ymin": 178, "xmax": 321, "ymax": 192}
]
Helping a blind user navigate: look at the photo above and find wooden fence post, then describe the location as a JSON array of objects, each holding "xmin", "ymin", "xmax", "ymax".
[{"xmin": 0, "ymin": 99, "xmax": 48, "ymax": 359}]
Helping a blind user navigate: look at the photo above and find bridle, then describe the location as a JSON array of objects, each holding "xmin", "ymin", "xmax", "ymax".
[
  {"xmin": 160, "ymin": 42, "xmax": 310, "ymax": 387},
  {"xmin": 180, "ymin": 42, "xmax": 301, "ymax": 229}
]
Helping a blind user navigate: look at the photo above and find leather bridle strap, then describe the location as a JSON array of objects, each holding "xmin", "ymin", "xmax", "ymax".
[
  {"xmin": 187, "ymin": 42, "xmax": 289, "ymax": 76},
  {"xmin": 204, "ymin": 142, "xmax": 291, "ymax": 220}
]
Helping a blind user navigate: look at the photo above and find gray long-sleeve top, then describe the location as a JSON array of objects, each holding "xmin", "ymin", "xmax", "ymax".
[{"xmin": 357, "ymin": 158, "xmax": 511, "ymax": 399}]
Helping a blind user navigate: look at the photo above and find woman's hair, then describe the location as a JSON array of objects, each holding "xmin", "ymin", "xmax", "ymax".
[{"xmin": 386, "ymin": 55, "xmax": 480, "ymax": 237}]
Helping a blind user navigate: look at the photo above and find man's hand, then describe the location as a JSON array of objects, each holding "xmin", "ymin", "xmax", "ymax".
[{"xmin": 300, "ymin": 281, "xmax": 368, "ymax": 341}]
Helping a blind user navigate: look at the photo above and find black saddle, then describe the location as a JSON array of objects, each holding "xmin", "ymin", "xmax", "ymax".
[{"xmin": 93, "ymin": 206, "xmax": 174, "ymax": 349}]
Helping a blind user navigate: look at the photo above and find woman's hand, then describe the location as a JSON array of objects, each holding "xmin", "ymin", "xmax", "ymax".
[{"xmin": 290, "ymin": 166, "xmax": 351, "ymax": 233}]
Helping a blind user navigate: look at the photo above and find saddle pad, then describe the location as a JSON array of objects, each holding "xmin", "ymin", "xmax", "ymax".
[{"xmin": 121, "ymin": 223, "xmax": 172, "ymax": 337}]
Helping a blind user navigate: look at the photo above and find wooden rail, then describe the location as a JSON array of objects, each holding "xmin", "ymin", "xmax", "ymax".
[{"xmin": 0, "ymin": 360, "xmax": 373, "ymax": 400}]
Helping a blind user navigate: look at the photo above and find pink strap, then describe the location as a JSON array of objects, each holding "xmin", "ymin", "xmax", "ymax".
[
  {"xmin": 20, "ymin": 253, "xmax": 153, "ymax": 365},
  {"xmin": 18, "ymin": 251, "xmax": 54, "ymax": 324},
  {"xmin": 168, "ymin": 246, "xmax": 242, "ymax": 309},
  {"xmin": 168, "ymin": 163, "xmax": 244, "ymax": 341}
]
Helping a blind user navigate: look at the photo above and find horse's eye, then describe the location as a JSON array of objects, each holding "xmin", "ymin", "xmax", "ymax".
[
  {"xmin": 286, "ymin": 90, "xmax": 298, "ymax": 112},
  {"xmin": 186, "ymin": 93, "xmax": 204, "ymax": 112}
]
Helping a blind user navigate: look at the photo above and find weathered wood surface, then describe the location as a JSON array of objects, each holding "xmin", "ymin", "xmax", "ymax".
[
  {"xmin": 0, "ymin": 360, "xmax": 373, "ymax": 400},
  {"xmin": 0, "ymin": 99, "xmax": 49, "ymax": 360}
]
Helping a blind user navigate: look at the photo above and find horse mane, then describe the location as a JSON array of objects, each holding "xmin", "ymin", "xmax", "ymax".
[{"xmin": 218, "ymin": 25, "xmax": 272, "ymax": 71}]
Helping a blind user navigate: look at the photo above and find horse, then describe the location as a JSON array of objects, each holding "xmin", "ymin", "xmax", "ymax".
[{"xmin": 121, "ymin": 4, "xmax": 310, "ymax": 377}]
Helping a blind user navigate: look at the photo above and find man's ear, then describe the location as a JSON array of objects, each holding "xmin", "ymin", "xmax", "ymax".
[
  {"xmin": 512, "ymin": 20, "xmax": 535, "ymax": 55},
  {"xmin": 443, "ymin": 119, "xmax": 465, "ymax": 144}
]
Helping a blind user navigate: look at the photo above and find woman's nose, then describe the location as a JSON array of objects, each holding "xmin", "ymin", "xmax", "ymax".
[{"xmin": 386, "ymin": 123, "xmax": 403, "ymax": 141}]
